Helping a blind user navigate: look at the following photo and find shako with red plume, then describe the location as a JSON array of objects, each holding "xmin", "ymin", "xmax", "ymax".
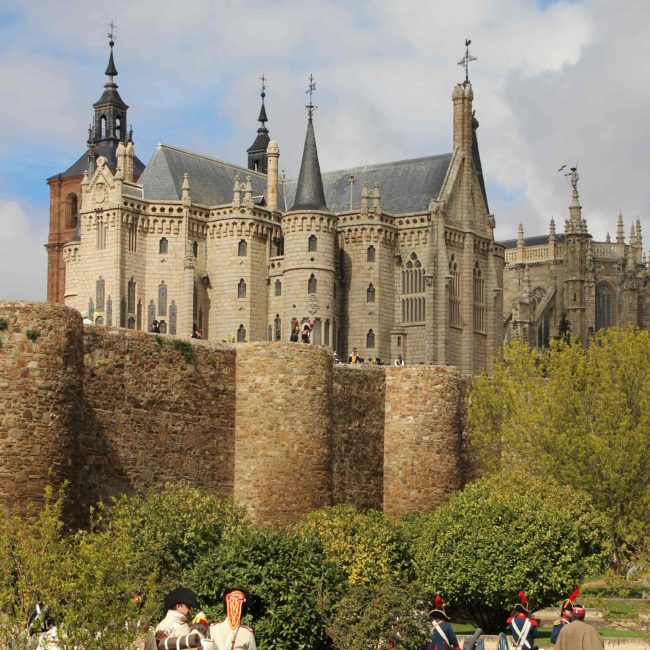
[
  {"xmin": 561, "ymin": 588, "xmax": 580, "ymax": 614},
  {"xmin": 514, "ymin": 590, "xmax": 530, "ymax": 614},
  {"xmin": 429, "ymin": 595, "xmax": 451, "ymax": 621}
]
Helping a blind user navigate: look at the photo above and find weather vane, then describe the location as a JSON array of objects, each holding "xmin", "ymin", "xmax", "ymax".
[
  {"xmin": 107, "ymin": 20, "xmax": 117, "ymax": 43},
  {"xmin": 458, "ymin": 39, "xmax": 477, "ymax": 85},
  {"xmin": 260, "ymin": 73, "xmax": 266, "ymax": 99},
  {"xmin": 306, "ymin": 74, "xmax": 317, "ymax": 117}
]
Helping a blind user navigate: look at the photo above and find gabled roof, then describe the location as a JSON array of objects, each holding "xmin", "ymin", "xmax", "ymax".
[
  {"xmin": 282, "ymin": 153, "xmax": 452, "ymax": 214},
  {"xmin": 138, "ymin": 144, "xmax": 267, "ymax": 204}
]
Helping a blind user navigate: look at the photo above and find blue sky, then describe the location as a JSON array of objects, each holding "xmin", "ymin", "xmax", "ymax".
[{"xmin": 1, "ymin": 0, "xmax": 649, "ymax": 300}]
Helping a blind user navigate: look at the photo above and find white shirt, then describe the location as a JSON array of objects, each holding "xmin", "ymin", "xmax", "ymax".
[
  {"xmin": 209, "ymin": 620, "xmax": 257, "ymax": 650},
  {"xmin": 155, "ymin": 610, "xmax": 191, "ymax": 638}
]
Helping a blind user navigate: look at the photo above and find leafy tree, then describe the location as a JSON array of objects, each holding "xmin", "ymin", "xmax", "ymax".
[
  {"xmin": 407, "ymin": 471, "xmax": 608, "ymax": 633},
  {"xmin": 469, "ymin": 328, "xmax": 650, "ymax": 564},
  {"xmin": 187, "ymin": 525, "xmax": 346, "ymax": 650},
  {"xmin": 296, "ymin": 505, "xmax": 413, "ymax": 587},
  {"xmin": 327, "ymin": 575, "xmax": 430, "ymax": 650}
]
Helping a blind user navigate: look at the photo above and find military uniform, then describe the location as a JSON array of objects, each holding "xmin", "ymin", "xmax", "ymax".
[
  {"xmin": 507, "ymin": 592, "xmax": 537, "ymax": 650},
  {"xmin": 429, "ymin": 596, "xmax": 460, "ymax": 650},
  {"xmin": 209, "ymin": 619, "xmax": 257, "ymax": 650},
  {"xmin": 550, "ymin": 615, "xmax": 571, "ymax": 644}
]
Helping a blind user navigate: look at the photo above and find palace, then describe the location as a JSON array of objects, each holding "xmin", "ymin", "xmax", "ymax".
[{"xmin": 46, "ymin": 40, "xmax": 504, "ymax": 372}]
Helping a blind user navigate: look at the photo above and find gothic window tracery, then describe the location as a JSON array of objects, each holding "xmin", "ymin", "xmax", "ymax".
[
  {"xmin": 473, "ymin": 262, "xmax": 485, "ymax": 333},
  {"xmin": 401, "ymin": 252, "xmax": 425, "ymax": 322},
  {"xmin": 96, "ymin": 277, "xmax": 105, "ymax": 311},
  {"xmin": 448, "ymin": 254, "xmax": 461, "ymax": 327},
  {"xmin": 596, "ymin": 283, "xmax": 614, "ymax": 330},
  {"xmin": 158, "ymin": 281, "xmax": 167, "ymax": 316}
]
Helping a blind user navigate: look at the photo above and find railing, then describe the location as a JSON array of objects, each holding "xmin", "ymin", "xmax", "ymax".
[{"xmin": 592, "ymin": 243, "xmax": 620, "ymax": 258}]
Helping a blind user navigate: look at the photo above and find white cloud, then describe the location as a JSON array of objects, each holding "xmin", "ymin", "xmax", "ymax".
[{"xmin": 0, "ymin": 199, "xmax": 47, "ymax": 300}]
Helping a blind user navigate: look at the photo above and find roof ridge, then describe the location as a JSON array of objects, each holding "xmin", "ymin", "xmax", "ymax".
[
  {"xmin": 159, "ymin": 143, "xmax": 268, "ymax": 179},
  {"xmin": 319, "ymin": 153, "xmax": 453, "ymax": 177}
]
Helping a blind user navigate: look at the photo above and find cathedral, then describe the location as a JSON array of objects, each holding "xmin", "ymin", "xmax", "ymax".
[
  {"xmin": 502, "ymin": 168, "xmax": 650, "ymax": 347},
  {"xmin": 46, "ymin": 39, "xmax": 504, "ymax": 373}
]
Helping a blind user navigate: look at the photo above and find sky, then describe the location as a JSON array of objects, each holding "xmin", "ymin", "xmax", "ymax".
[{"xmin": 1, "ymin": 0, "xmax": 649, "ymax": 300}]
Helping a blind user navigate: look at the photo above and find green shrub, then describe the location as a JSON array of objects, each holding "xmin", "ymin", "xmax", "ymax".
[
  {"xmin": 25, "ymin": 329, "xmax": 40, "ymax": 342},
  {"xmin": 407, "ymin": 470, "xmax": 609, "ymax": 633},
  {"xmin": 297, "ymin": 504, "xmax": 413, "ymax": 587},
  {"xmin": 172, "ymin": 338, "xmax": 194, "ymax": 362},
  {"xmin": 328, "ymin": 575, "xmax": 430, "ymax": 650},
  {"xmin": 0, "ymin": 317, "xmax": 7, "ymax": 331}
]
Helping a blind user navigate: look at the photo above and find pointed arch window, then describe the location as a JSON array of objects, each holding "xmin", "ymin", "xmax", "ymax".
[
  {"xmin": 238, "ymin": 279, "xmax": 247, "ymax": 299},
  {"xmin": 596, "ymin": 283, "xmax": 614, "ymax": 330},
  {"xmin": 127, "ymin": 278, "xmax": 136, "ymax": 313},
  {"xmin": 137, "ymin": 300, "xmax": 142, "ymax": 330},
  {"xmin": 88, "ymin": 298, "xmax": 94, "ymax": 320},
  {"xmin": 147, "ymin": 300, "xmax": 155, "ymax": 332},
  {"xmin": 159, "ymin": 238, "xmax": 168, "ymax": 254},
  {"xmin": 106, "ymin": 296, "xmax": 112, "ymax": 327},
  {"xmin": 237, "ymin": 324, "xmax": 246, "ymax": 343},
  {"xmin": 66, "ymin": 193, "xmax": 78, "ymax": 229},
  {"xmin": 158, "ymin": 281, "xmax": 167, "ymax": 316},
  {"xmin": 100, "ymin": 115, "xmax": 107, "ymax": 138},
  {"xmin": 96, "ymin": 277, "xmax": 105, "ymax": 311},
  {"xmin": 449, "ymin": 255, "xmax": 461, "ymax": 327},
  {"xmin": 367, "ymin": 283, "xmax": 375, "ymax": 303},
  {"xmin": 275, "ymin": 280, "xmax": 282, "ymax": 296},
  {"xmin": 308, "ymin": 274, "xmax": 317, "ymax": 294},
  {"xmin": 238, "ymin": 240, "xmax": 248, "ymax": 256},
  {"xmin": 274, "ymin": 315, "xmax": 282, "ymax": 341},
  {"xmin": 401, "ymin": 252, "xmax": 426, "ymax": 322},
  {"xmin": 367, "ymin": 245, "xmax": 376, "ymax": 262},
  {"xmin": 308, "ymin": 235, "xmax": 318, "ymax": 252},
  {"xmin": 193, "ymin": 241, "xmax": 199, "ymax": 258},
  {"xmin": 324, "ymin": 319, "xmax": 330, "ymax": 346},
  {"xmin": 169, "ymin": 301, "xmax": 177, "ymax": 335},
  {"xmin": 366, "ymin": 329, "xmax": 375, "ymax": 348},
  {"xmin": 473, "ymin": 262, "xmax": 485, "ymax": 333}
]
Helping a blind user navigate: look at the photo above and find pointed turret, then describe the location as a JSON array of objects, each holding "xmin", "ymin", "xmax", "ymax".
[
  {"xmin": 247, "ymin": 75, "xmax": 271, "ymax": 173},
  {"xmin": 93, "ymin": 37, "xmax": 128, "ymax": 146},
  {"xmin": 290, "ymin": 90, "xmax": 327, "ymax": 212}
]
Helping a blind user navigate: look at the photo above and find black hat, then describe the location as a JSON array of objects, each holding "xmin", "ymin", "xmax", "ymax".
[
  {"xmin": 429, "ymin": 595, "xmax": 451, "ymax": 622},
  {"xmin": 163, "ymin": 587, "xmax": 200, "ymax": 614},
  {"xmin": 222, "ymin": 586, "xmax": 251, "ymax": 617},
  {"xmin": 514, "ymin": 591, "xmax": 530, "ymax": 615}
]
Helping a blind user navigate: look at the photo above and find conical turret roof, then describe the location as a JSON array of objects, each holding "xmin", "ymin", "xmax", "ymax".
[{"xmin": 290, "ymin": 115, "xmax": 327, "ymax": 211}]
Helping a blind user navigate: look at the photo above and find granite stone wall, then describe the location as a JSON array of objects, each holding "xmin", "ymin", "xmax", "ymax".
[
  {"xmin": 0, "ymin": 302, "xmax": 82, "ymax": 517},
  {"xmin": 0, "ymin": 302, "xmax": 468, "ymax": 525},
  {"xmin": 331, "ymin": 365, "xmax": 385, "ymax": 510}
]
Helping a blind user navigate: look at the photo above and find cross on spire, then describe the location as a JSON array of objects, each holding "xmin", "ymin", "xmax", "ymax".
[
  {"xmin": 457, "ymin": 38, "xmax": 477, "ymax": 85},
  {"xmin": 260, "ymin": 73, "xmax": 266, "ymax": 99},
  {"xmin": 107, "ymin": 20, "xmax": 117, "ymax": 44},
  {"xmin": 306, "ymin": 74, "xmax": 317, "ymax": 118}
]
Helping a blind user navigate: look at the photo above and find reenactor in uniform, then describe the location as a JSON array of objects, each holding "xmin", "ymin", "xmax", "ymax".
[
  {"xmin": 209, "ymin": 587, "xmax": 257, "ymax": 650},
  {"xmin": 555, "ymin": 603, "xmax": 603, "ymax": 650},
  {"xmin": 429, "ymin": 595, "xmax": 460, "ymax": 650},
  {"xmin": 507, "ymin": 591, "xmax": 538, "ymax": 650},
  {"xmin": 147, "ymin": 587, "xmax": 200, "ymax": 650},
  {"xmin": 550, "ymin": 588, "xmax": 580, "ymax": 644}
]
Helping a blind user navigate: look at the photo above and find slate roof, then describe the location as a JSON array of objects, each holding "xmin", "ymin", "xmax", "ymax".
[
  {"xmin": 52, "ymin": 142, "xmax": 146, "ymax": 180},
  {"xmin": 499, "ymin": 234, "xmax": 565, "ymax": 249},
  {"xmin": 139, "ymin": 144, "xmax": 267, "ymax": 204},
  {"xmin": 291, "ymin": 117, "xmax": 328, "ymax": 211},
  {"xmin": 282, "ymin": 153, "xmax": 453, "ymax": 214}
]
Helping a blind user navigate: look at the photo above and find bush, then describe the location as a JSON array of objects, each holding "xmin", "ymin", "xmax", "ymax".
[
  {"xmin": 407, "ymin": 471, "xmax": 609, "ymax": 633},
  {"xmin": 188, "ymin": 525, "xmax": 346, "ymax": 650},
  {"xmin": 25, "ymin": 329, "xmax": 40, "ymax": 342},
  {"xmin": 296, "ymin": 505, "xmax": 413, "ymax": 587},
  {"xmin": 328, "ymin": 575, "xmax": 430, "ymax": 650}
]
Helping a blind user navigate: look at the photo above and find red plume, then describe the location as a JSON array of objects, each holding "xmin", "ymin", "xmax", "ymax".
[
  {"xmin": 519, "ymin": 591, "xmax": 527, "ymax": 606},
  {"xmin": 568, "ymin": 588, "xmax": 580, "ymax": 603},
  {"xmin": 435, "ymin": 595, "xmax": 443, "ymax": 609}
]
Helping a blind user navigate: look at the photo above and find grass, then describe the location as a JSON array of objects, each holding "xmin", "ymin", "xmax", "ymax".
[
  {"xmin": 0, "ymin": 317, "xmax": 7, "ymax": 331},
  {"xmin": 172, "ymin": 338, "xmax": 195, "ymax": 362},
  {"xmin": 25, "ymin": 329, "xmax": 40, "ymax": 342}
]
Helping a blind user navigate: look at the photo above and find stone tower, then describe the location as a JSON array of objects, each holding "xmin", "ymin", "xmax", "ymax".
[
  {"xmin": 246, "ymin": 79, "xmax": 270, "ymax": 174},
  {"xmin": 282, "ymin": 96, "xmax": 337, "ymax": 346}
]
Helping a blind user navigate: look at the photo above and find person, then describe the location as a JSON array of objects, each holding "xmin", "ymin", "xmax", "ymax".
[
  {"xmin": 349, "ymin": 347, "xmax": 360, "ymax": 363},
  {"xmin": 154, "ymin": 611, "xmax": 211, "ymax": 650},
  {"xmin": 155, "ymin": 587, "xmax": 200, "ymax": 640},
  {"xmin": 550, "ymin": 588, "xmax": 580, "ymax": 644},
  {"xmin": 394, "ymin": 354, "xmax": 404, "ymax": 367},
  {"xmin": 428, "ymin": 595, "xmax": 460, "ymax": 650},
  {"xmin": 507, "ymin": 591, "xmax": 538, "ymax": 650},
  {"xmin": 191, "ymin": 323, "xmax": 201, "ymax": 339},
  {"xmin": 290, "ymin": 321, "xmax": 300, "ymax": 342},
  {"xmin": 209, "ymin": 587, "xmax": 257, "ymax": 650},
  {"xmin": 300, "ymin": 322, "xmax": 313, "ymax": 343},
  {"xmin": 151, "ymin": 320, "xmax": 161, "ymax": 333},
  {"xmin": 555, "ymin": 604, "xmax": 603, "ymax": 650}
]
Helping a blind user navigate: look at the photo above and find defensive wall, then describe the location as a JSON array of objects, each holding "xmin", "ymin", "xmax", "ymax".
[{"xmin": 0, "ymin": 301, "xmax": 468, "ymax": 526}]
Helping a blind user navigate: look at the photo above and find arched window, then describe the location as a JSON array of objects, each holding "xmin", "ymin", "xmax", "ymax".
[
  {"xmin": 274, "ymin": 315, "xmax": 282, "ymax": 341},
  {"xmin": 366, "ymin": 329, "xmax": 375, "ymax": 348},
  {"xmin": 115, "ymin": 116, "xmax": 121, "ymax": 141},
  {"xmin": 147, "ymin": 300, "xmax": 155, "ymax": 332},
  {"xmin": 169, "ymin": 301, "xmax": 177, "ymax": 335},
  {"xmin": 137, "ymin": 300, "xmax": 142, "ymax": 330},
  {"xmin": 308, "ymin": 235, "xmax": 317, "ymax": 252},
  {"xmin": 324, "ymin": 319, "xmax": 330, "ymax": 346},
  {"xmin": 448, "ymin": 255, "xmax": 461, "ymax": 327},
  {"xmin": 367, "ymin": 245, "xmax": 376, "ymax": 262},
  {"xmin": 238, "ymin": 240, "xmax": 248, "ymax": 256},
  {"xmin": 367, "ymin": 283, "xmax": 375, "ymax": 303},
  {"xmin": 120, "ymin": 298, "xmax": 126, "ymax": 327},
  {"xmin": 401, "ymin": 252, "xmax": 426, "ymax": 322},
  {"xmin": 267, "ymin": 325, "xmax": 273, "ymax": 341},
  {"xmin": 596, "ymin": 283, "xmax": 614, "ymax": 330},
  {"xmin": 238, "ymin": 279, "xmax": 247, "ymax": 299},
  {"xmin": 159, "ymin": 238, "xmax": 168, "ymax": 254},
  {"xmin": 158, "ymin": 281, "xmax": 167, "ymax": 316},
  {"xmin": 127, "ymin": 317, "xmax": 136, "ymax": 330},
  {"xmin": 237, "ymin": 324, "xmax": 246, "ymax": 343},
  {"xmin": 100, "ymin": 115, "xmax": 107, "ymax": 138},
  {"xmin": 106, "ymin": 296, "xmax": 112, "ymax": 327},
  {"xmin": 96, "ymin": 277, "xmax": 105, "ymax": 311},
  {"xmin": 473, "ymin": 262, "xmax": 485, "ymax": 333},
  {"xmin": 275, "ymin": 280, "xmax": 282, "ymax": 296},
  {"xmin": 66, "ymin": 193, "xmax": 78, "ymax": 229},
  {"xmin": 313, "ymin": 319, "xmax": 322, "ymax": 345},
  {"xmin": 193, "ymin": 241, "xmax": 199, "ymax": 257},
  {"xmin": 127, "ymin": 278, "xmax": 136, "ymax": 313},
  {"xmin": 308, "ymin": 274, "xmax": 317, "ymax": 294},
  {"xmin": 159, "ymin": 320, "xmax": 167, "ymax": 334}
]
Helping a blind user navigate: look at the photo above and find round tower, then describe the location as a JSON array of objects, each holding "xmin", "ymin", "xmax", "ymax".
[{"xmin": 282, "ymin": 94, "xmax": 336, "ymax": 347}]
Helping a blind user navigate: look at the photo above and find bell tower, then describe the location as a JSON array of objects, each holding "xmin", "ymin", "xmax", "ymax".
[{"xmin": 246, "ymin": 75, "xmax": 270, "ymax": 173}]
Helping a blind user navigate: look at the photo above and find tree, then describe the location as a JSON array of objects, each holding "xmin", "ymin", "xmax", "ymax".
[
  {"xmin": 407, "ymin": 471, "xmax": 608, "ymax": 633},
  {"xmin": 468, "ymin": 328, "xmax": 650, "ymax": 564}
]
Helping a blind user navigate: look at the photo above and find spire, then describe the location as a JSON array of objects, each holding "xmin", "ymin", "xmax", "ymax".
[
  {"xmin": 247, "ymin": 74, "xmax": 271, "ymax": 173},
  {"xmin": 617, "ymin": 211, "xmax": 625, "ymax": 243},
  {"xmin": 105, "ymin": 39, "xmax": 118, "ymax": 79},
  {"xmin": 290, "ymin": 76, "xmax": 328, "ymax": 212}
]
